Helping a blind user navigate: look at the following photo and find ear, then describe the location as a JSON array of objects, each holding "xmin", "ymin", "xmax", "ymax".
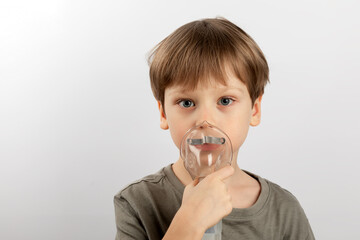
[
  {"xmin": 250, "ymin": 96, "xmax": 262, "ymax": 127},
  {"xmin": 157, "ymin": 101, "xmax": 169, "ymax": 130}
]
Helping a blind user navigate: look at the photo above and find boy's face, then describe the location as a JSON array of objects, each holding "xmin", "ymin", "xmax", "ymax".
[{"xmin": 158, "ymin": 70, "xmax": 262, "ymax": 159}]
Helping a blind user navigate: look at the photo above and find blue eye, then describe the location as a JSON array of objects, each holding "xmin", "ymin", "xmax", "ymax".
[
  {"xmin": 179, "ymin": 99, "xmax": 195, "ymax": 108},
  {"xmin": 218, "ymin": 98, "xmax": 233, "ymax": 106}
]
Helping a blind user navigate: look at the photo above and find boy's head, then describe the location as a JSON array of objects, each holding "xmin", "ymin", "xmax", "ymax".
[
  {"xmin": 148, "ymin": 17, "xmax": 269, "ymax": 110},
  {"xmin": 148, "ymin": 17, "xmax": 269, "ymax": 156}
]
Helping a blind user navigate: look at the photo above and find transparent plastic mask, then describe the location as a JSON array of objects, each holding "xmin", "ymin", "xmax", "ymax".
[{"xmin": 180, "ymin": 121, "xmax": 233, "ymax": 180}]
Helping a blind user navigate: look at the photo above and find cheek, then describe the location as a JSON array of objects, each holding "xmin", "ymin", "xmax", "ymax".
[
  {"xmin": 224, "ymin": 112, "xmax": 252, "ymax": 151},
  {"xmin": 229, "ymin": 124, "xmax": 250, "ymax": 150},
  {"xmin": 168, "ymin": 119, "xmax": 192, "ymax": 150},
  {"xmin": 169, "ymin": 129, "xmax": 183, "ymax": 150}
]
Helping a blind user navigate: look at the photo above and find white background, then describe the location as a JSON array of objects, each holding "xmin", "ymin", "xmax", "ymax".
[{"xmin": 1, "ymin": 0, "xmax": 359, "ymax": 239}]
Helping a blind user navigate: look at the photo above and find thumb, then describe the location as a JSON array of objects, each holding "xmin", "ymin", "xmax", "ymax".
[{"xmin": 211, "ymin": 165, "xmax": 234, "ymax": 181}]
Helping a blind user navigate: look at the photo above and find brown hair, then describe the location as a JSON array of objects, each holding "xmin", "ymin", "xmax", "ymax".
[{"xmin": 148, "ymin": 17, "xmax": 269, "ymax": 108}]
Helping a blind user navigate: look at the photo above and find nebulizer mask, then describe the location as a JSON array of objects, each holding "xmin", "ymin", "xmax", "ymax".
[{"xmin": 180, "ymin": 121, "xmax": 233, "ymax": 240}]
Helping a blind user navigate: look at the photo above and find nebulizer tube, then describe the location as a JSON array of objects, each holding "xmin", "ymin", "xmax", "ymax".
[{"xmin": 180, "ymin": 121, "xmax": 233, "ymax": 240}]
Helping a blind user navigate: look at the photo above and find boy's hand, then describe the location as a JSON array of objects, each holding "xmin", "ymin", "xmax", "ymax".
[{"xmin": 181, "ymin": 165, "xmax": 234, "ymax": 233}]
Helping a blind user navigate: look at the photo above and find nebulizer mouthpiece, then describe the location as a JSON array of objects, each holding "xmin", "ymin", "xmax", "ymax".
[
  {"xmin": 180, "ymin": 121, "xmax": 233, "ymax": 240},
  {"xmin": 180, "ymin": 121, "xmax": 233, "ymax": 180}
]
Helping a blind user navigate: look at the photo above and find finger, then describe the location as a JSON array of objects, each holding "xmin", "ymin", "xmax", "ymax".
[{"xmin": 210, "ymin": 165, "xmax": 234, "ymax": 181}]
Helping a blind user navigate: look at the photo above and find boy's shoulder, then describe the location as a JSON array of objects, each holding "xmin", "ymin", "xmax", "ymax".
[
  {"xmin": 224, "ymin": 171, "xmax": 314, "ymax": 239},
  {"xmin": 242, "ymin": 170, "xmax": 307, "ymax": 218},
  {"xmin": 253, "ymin": 171, "xmax": 310, "ymax": 225},
  {"xmin": 265, "ymin": 177, "xmax": 299, "ymax": 201},
  {"xmin": 115, "ymin": 167, "xmax": 166, "ymax": 198},
  {"xmin": 114, "ymin": 164, "xmax": 183, "ymax": 203},
  {"xmin": 246, "ymin": 170, "xmax": 301, "ymax": 203},
  {"xmin": 264, "ymin": 177, "xmax": 304, "ymax": 209},
  {"xmin": 114, "ymin": 165, "xmax": 183, "ymax": 224},
  {"xmin": 261, "ymin": 175, "xmax": 314, "ymax": 238}
]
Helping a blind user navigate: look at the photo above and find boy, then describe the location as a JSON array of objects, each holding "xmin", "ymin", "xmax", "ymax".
[{"xmin": 114, "ymin": 18, "xmax": 315, "ymax": 240}]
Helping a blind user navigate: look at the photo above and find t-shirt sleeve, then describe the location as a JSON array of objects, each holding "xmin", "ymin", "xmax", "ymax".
[
  {"xmin": 283, "ymin": 191, "xmax": 315, "ymax": 240},
  {"xmin": 266, "ymin": 181, "xmax": 315, "ymax": 240},
  {"xmin": 303, "ymin": 210, "xmax": 315, "ymax": 240},
  {"xmin": 306, "ymin": 226, "xmax": 316, "ymax": 240},
  {"xmin": 114, "ymin": 194, "xmax": 148, "ymax": 240},
  {"xmin": 298, "ymin": 211, "xmax": 315, "ymax": 240}
]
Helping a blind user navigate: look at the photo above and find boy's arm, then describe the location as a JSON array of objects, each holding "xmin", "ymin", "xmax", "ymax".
[
  {"xmin": 114, "ymin": 195, "xmax": 147, "ymax": 240},
  {"xmin": 163, "ymin": 166, "xmax": 234, "ymax": 240}
]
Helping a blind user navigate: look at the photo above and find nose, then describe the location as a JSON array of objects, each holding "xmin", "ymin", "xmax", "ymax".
[
  {"xmin": 195, "ymin": 104, "xmax": 216, "ymax": 127},
  {"xmin": 197, "ymin": 120, "xmax": 211, "ymax": 129}
]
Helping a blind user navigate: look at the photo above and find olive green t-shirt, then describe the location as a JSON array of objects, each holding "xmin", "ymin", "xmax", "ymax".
[{"xmin": 114, "ymin": 165, "xmax": 315, "ymax": 240}]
